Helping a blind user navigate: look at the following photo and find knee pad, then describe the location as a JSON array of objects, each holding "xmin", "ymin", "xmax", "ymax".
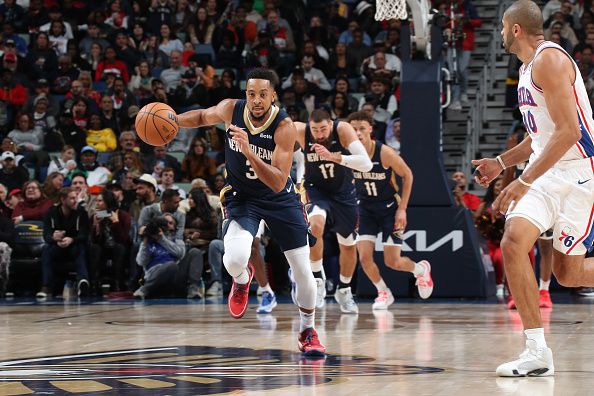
[
  {"xmin": 285, "ymin": 245, "xmax": 316, "ymax": 310},
  {"xmin": 223, "ymin": 221, "xmax": 253, "ymax": 277}
]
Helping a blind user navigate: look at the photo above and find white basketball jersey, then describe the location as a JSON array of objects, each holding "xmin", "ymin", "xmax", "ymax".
[{"xmin": 518, "ymin": 41, "xmax": 594, "ymax": 163}]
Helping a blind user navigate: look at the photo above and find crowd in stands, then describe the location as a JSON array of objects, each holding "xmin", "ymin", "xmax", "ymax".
[
  {"xmin": 0, "ymin": 0, "xmax": 425, "ymax": 299},
  {"xmin": 0, "ymin": 0, "xmax": 493, "ymax": 301}
]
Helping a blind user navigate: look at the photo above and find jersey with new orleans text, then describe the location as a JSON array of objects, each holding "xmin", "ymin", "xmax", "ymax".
[
  {"xmin": 353, "ymin": 141, "xmax": 398, "ymax": 204},
  {"xmin": 303, "ymin": 120, "xmax": 354, "ymax": 195},
  {"xmin": 224, "ymin": 100, "xmax": 293, "ymax": 198}
]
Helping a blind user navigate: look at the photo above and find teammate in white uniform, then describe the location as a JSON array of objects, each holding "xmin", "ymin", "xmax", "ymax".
[{"xmin": 473, "ymin": 0, "xmax": 594, "ymax": 377}]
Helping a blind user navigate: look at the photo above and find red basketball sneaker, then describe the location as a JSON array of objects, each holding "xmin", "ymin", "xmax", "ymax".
[
  {"xmin": 298, "ymin": 328, "xmax": 326, "ymax": 358},
  {"xmin": 539, "ymin": 290, "xmax": 553, "ymax": 308},
  {"xmin": 228, "ymin": 263, "xmax": 254, "ymax": 319}
]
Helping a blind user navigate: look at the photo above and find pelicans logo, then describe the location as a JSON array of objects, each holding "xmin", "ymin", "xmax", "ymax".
[{"xmin": 0, "ymin": 346, "xmax": 443, "ymax": 394}]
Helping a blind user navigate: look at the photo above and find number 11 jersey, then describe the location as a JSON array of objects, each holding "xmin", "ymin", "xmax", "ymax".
[{"xmin": 353, "ymin": 141, "xmax": 399, "ymax": 205}]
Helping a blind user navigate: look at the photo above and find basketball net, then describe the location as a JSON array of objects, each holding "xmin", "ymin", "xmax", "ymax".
[{"xmin": 375, "ymin": 0, "xmax": 408, "ymax": 20}]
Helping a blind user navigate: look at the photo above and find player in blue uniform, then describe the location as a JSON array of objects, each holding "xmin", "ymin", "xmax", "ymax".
[
  {"xmin": 347, "ymin": 111, "xmax": 433, "ymax": 310},
  {"xmin": 293, "ymin": 109, "xmax": 373, "ymax": 313},
  {"xmin": 177, "ymin": 69, "xmax": 324, "ymax": 356}
]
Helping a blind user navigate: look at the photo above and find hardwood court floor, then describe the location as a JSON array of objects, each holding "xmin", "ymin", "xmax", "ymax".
[{"xmin": 0, "ymin": 296, "xmax": 592, "ymax": 395}]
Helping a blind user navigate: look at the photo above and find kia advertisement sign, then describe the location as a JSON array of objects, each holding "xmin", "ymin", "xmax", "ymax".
[{"xmin": 357, "ymin": 207, "xmax": 487, "ymax": 298}]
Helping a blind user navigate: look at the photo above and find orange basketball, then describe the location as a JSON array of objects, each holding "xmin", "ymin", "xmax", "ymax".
[{"xmin": 135, "ymin": 102, "xmax": 179, "ymax": 146}]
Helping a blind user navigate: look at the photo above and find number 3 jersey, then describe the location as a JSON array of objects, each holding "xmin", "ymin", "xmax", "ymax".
[
  {"xmin": 353, "ymin": 141, "xmax": 399, "ymax": 206},
  {"xmin": 224, "ymin": 99, "xmax": 293, "ymax": 199},
  {"xmin": 518, "ymin": 41, "xmax": 594, "ymax": 163},
  {"xmin": 304, "ymin": 120, "xmax": 355, "ymax": 197}
]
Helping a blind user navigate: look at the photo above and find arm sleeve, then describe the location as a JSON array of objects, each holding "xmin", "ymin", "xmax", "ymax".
[
  {"xmin": 339, "ymin": 140, "xmax": 373, "ymax": 172},
  {"xmin": 293, "ymin": 149, "xmax": 305, "ymax": 184}
]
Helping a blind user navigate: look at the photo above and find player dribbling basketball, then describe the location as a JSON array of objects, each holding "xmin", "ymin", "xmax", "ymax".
[{"xmin": 176, "ymin": 68, "xmax": 325, "ymax": 357}]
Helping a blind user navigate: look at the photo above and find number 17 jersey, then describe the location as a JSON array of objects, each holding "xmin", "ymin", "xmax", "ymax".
[{"xmin": 304, "ymin": 120, "xmax": 355, "ymax": 196}]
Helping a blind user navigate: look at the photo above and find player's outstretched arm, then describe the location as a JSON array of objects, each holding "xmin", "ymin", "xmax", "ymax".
[
  {"xmin": 177, "ymin": 99, "xmax": 236, "ymax": 128},
  {"xmin": 313, "ymin": 121, "xmax": 373, "ymax": 172},
  {"xmin": 521, "ymin": 49, "xmax": 582, "ymax": 184}
]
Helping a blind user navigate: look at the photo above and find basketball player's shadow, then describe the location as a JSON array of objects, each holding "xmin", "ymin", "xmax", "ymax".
[{"xmin": 496, "ymin": 377, "xmax": 554, "ymax": 396}]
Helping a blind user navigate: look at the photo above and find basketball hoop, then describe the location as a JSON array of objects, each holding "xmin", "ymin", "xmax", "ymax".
[{"xmin": 375, "ymin": 0, "xmax": 408, "ymax": 21}]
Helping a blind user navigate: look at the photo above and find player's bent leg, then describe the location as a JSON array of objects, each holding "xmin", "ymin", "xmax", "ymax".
[
  {"xmin": 384, "ymin": 245, "xmax": 433, "ymax": 299},
  {"xmin": 358, "ymin": 240, "xmax": 394, "ymax": 310},
  {"xmin": 357, "ymin": 240, "xmax": 381, "ymax": 283},
  {"xmin": 334, "ymin": 236, "xmax": 359, "ymax": 314},
  {"xmin": 284, "ymin": 245, "xmax": 326, "ymax": 357},
  {"xmin": 551, "ymin": 251, "xmax": 588, "ymax": 288},
  {"xmin": 223, "ymin": 221, "xmax": 255, "ymax": 319},
  {"xmin": 497, "ymin": 217, "xmax": 553, "ymax": 377}
]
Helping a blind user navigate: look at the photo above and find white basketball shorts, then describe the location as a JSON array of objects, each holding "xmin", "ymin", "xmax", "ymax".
[{"xmin": 507, "ymin": 158, "xmax": 594, "ymax": 256}]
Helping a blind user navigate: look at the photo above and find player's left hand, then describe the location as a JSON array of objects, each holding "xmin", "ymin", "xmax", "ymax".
[
  {"xmin": 493, "ymin": 179, "xmax": 530, "ymax": 215},
  {"xmin": 395, "ymin": 208, "xmax": 407, "ymax": 231},
  {"xmin": 229, "ymin": 124, "xmax": 251, "ymax": 157},
  {"xmin": 311, "ymin": 143, "xmax": 339, "ymax": 163}
]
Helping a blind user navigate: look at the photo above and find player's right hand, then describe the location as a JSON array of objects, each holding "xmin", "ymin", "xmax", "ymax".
[{"xmin": 471, "ymin": 158, "xmax": 502, "ymax": 187}]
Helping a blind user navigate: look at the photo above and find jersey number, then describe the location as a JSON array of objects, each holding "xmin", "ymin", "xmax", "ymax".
[
  {"xmin": 364, "ymin": 181, "xmax": 378, "ymax": 196},
  {"xmin": 319, "ymin": 163, "xmax": 335, "ymax": 179},
  {"xmin": 245, "ymin": 160, "xmax": 257, "ymax": 179},
  {"xmin": 522, "ymin": 110, "xmax": 538, "ymax": 134}
]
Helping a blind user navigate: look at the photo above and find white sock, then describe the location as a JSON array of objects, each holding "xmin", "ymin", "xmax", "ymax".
[
  {"xmin": 311, "ymin": 259, "xmax": 323, "ymax": 273},
  {"xmin": 261, "ymin": 283, "xmax": 274, "ymax": 294},
  {"xmin": 539, "ymin": 279, "xmax": 550, "ymax": 291},
  {"xmin": 524, "ymin": 328, "xmax": 547, "ymax": 348},
  {"xmin": 234, "ymin": 269, "xmax": 249, "ymax": 285},
  {"xmin": 412, "ymin": 262, "xmax": 425, "ymax": 277},
  {"xmin": 299, "ymin": 310, "xmax": 315, "ymax": 332},
  {"xmin": 339, "ymin": 274, "xmax": 352, "ymax": 285},
  {"xmin": 374, "ymin": 278, "xmax": 389, "ymax": 292}
]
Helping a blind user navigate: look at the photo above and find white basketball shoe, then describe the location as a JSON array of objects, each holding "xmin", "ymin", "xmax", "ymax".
[
  {"xmin": 415, "ymin": 260, "xmax": 434, "ymax": 299},
  {"xmin": 372, "ymin": 290, "xmax": 395, "ymax": 310},
  {"xmin": 315, "ymin": 277, "xmax": 326, "ymax": 308},
  {"xmin": 334, "ymin": 287, "xmax": 359, "ymax": 314},
  {"xmin": 496, "ymin": 340, "xmax": 555, "ymax": 377}
]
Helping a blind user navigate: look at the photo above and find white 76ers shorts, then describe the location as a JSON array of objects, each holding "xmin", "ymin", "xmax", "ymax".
[{"xmin": 507, "ymin": 158, "xmax": 594, "ymax": 256}]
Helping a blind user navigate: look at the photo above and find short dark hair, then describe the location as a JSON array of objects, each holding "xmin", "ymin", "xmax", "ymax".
[
  {"xmin": 71, "ymin": 172, "xmax": 87, "ymax": 184},
  {"xmin": 347, "ymin": 111, "xmax": 373, "ymax": 125},
  {"xmin": 246, "ymin": 68, "xmax": 279, "ymax": 88},
  {"xmin": 162, "ymin": 167, "xmax": 175, "ymax": 175},
  {"xmin": 310, "ymin": 108, "xmax": 331, "ymax": 123},
  {"xmin": 58, "ymin": 187, "xmax": 73, "ymax": 202},
  {"xmin": 504, "ymin": 0, "xmax": 544, "ymax": 36},
  {"xmin": 161, "ymin": 188, "xmax": 180, "ymax": 201}
]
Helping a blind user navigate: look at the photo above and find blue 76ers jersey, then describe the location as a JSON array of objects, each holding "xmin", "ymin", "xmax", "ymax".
[{"xmin": 223, "ymin": 100, "xmax": 293, "ymax": 199}]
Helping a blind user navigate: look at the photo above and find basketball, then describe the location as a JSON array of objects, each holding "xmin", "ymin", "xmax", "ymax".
[{"xmin": 134, "ymin": 102, "xmax": 179, "ymax": 146}]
